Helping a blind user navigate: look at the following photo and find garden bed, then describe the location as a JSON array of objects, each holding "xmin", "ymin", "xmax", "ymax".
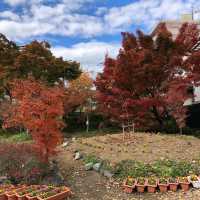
[{"xmin": 66, "ymin": 132, "xmax": 200, "ymax": 164}]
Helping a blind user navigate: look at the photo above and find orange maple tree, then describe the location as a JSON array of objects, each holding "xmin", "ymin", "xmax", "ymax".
[
  {"xmin": 3, "ymin": 77, "xmax": 65, "ymax": 162},
  {"xmin": 64, "ymin": 72, "xmax": 94, "ymax": 112}
]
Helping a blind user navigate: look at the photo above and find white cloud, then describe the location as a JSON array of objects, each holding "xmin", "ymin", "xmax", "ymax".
[
  {"xmin": 4, "ymin": 0, "xmax": 26, "ymax": 6},
  {"xmin": 0, "ymin": 11, "xmax": 20, "ymax": 21},
  {"xmin": 0, "ymin": 1, "xmax": 103, "ymax": 40},
  {"xmin": 1, "ymin": 0, "xmax": 200, "ymax": 40},
  {"xmin": 52, "ymin": 41, "xmax": 120, "ymax": 74},
  {"xmin": 104, "ymin": 0, "xmax": 199, "ymax": 32}
]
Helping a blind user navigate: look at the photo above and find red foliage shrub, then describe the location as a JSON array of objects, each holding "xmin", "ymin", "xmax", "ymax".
[
  {"xmin": 3, "ymin": 77, "xmax": 65, "ymax": 162},
  {"xmin": 0, "ymin": 142, "xmax": 48, "ymax": 184}
]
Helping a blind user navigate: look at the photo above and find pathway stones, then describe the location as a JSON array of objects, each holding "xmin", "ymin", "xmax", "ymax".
[
  {"xmin": 93, "ymin": 163, "xmax": 101, "ymax": 172},
  {"xmin": 85, "ymin": 162, "xmax": 94, "ymax": 171}
]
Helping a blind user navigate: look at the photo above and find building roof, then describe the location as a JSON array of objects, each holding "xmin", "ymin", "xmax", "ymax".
[{"xmin": 152, "ymin": 20, "xmax": 200, "ymax": 39}]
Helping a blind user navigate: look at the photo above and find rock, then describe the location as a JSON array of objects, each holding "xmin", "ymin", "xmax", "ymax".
[
  {"xmin": 103, "ymin": 170, "xmax": 114, "ymax": 178},
  {"xmin": 99, "ymin": 168, "xmax": 105, "ymax": 175},
  {"xmin": 93, "ymin": 163, "xmax": 101, "ymax": 172},
  {"xmin": 72, "ymin": 137, "xmax": 76, "ymax": 142},
  {"xmin": 74, "ymin": 152, "xmax": 82, "ymax": 160},
  {"xmin": 85, "ymin": 162, "xmax": 94, "ymax": 171},
  {"xmin": 62, "ymin": 141, "xmax": 69, "ymax": 147}
]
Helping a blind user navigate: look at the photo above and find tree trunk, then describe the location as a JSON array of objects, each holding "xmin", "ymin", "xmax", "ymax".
[{"xmin": 152, "ymin": 106, "xmax": 164, "ymax": 130}]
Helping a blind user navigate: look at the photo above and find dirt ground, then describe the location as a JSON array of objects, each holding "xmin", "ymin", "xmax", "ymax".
[
  {"xmin": 56, "ymin": 132, "xmax": 200, "ymax": 200},
  {"xmin": 65, "ymin": 132, "xmax": 200, "ymax": 164}
]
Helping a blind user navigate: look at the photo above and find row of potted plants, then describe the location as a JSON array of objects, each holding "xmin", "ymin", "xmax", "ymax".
[
  {"xmin": 0, "ymin": 185, "xmax": 71, "ymax": 200},
  {"xmin": 123, "ymin": 175, "xmax": 200, "ymax": 193}
]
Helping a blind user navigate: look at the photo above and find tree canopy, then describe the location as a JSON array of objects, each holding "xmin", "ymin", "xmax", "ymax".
[
  {"xmin": 95, "ymin": 23, "xmax": 200, "ymax": 130},
  {"xmin": 0, "ymin": 35, "xmax": 81, "ymax": 97}
]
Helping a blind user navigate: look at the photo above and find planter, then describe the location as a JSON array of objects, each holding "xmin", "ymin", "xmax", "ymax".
[
  {"xmin": 136, "ymin": 178, "xmax": 146, "ymax": 193},
  {"xmin": 6, "ymin": 192, "xmax": 18, "ymax": 200},
  {"xmin": 169, "ymin": 183, "xmax": 179, "ymax": 192},
  {"xmin": 158, "ymin": 179, "xmax": 168, "ymax": 192},
  {"xmin": 16, "ymin": 186, "xmax": 42, "ymax": 200},
  {"xmin": 146, "ymin": 178, "xmax": 157, "ymax": 193},
  {"xmin": 6, "ymin": 186, "xmax": 26, "ymax": 200},
  {"xmin": 179, "ymin": 177, "xmax": 190, "ymax": 192},
  {"xmin": 122, "ymin": 178, "xmax": 135, "ymax": 193},
  {"xmin": 26, "ymin": 187, "xmax": 55, "ymax": 200},
  {"xmin": 37, "ymin": 187, "xmax": 71, "ymax": 200},
  {"xmin": 168, "ymin": 178, "xmax": 179, "ymax": 192},
  {"xmin": 0, "ymin": 185, "xmax": 14, "ymax": 200},
  {"xmin": 0, "ymin": 193, "xmax": 6, "ymax": 200}
]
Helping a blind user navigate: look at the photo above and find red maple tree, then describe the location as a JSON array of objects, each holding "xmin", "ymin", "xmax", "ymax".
[
  {"xmin": 95, "ymin": 23, "xmax": 200, "ymax": 130},
  {"xmin": 3, "ymin": 77, "xmax": 65, "ymax": 162}
]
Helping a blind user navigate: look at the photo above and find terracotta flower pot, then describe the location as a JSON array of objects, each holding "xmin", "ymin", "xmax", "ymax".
[
  {"xmin": 0, "ymin": 184, "xmax": 15, "ymax": 199},
  {"xmin": 122, "ymin": 178, "xmax": 135, "ymax": 193},
  {"xmin": 0, "ymin": 193, "xmax": 6, "ymax": 200},
  {"xmin": 179, "ymin": 177, "xmax": 190, "ymax": 192},
  {"xmin": 37, "ymin": 187, "xmax": 71, "ymax": 200},
  {"xmin": 6, "ymin": 186, "xmax": 26, "ymax": 200},
  {"xmin": 179, "ymin": 182, "xmax": 190, "ymax": 192},
  {"xmin": 16, "ymin": 186, "xmax": 43, "ymax": 200},
  {"xmin": 147, "ymin": 185, "xmax": 157, "ymax": 193},
  {"xmin": 158, "ymin": 179, "xmax": 168, "ymax": 192},
  {"xmin": 26, "ymin": 188, "xmax": 50, "ymax": 200},
  {"xmin": 6, "ymin": 192, "xmax": 18, "ymax": 200},
  {"xmin": 146, "ymin": 178, "xmax": 157, "ymax": 193},
  {"xmin": 136, "ymin": 179, "xmax": 146, "ymax": 193},
  {"xmin": 169, "ymin": 183, "xmax": 179, "ymax": 192}
]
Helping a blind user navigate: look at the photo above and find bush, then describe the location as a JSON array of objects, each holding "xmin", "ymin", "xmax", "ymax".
[
  {"xmin": 114, "ymin": 159, "xmax": 200, "ymax": 179},
  {"xmin": 0, "ymin": 142, "xmax": 49, "ymax": 184}
]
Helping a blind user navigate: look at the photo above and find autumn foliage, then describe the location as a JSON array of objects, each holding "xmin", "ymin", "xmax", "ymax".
[
  {"xmin": 64, "ymin": 72, "xmax": 94, "ymax": 112},
  {"xmin": 3, "ymin": 77, "xmax": 65, "ymax": 162},
  {"xmin": 95, "ymin": 23, "xmax": 200, "ymax": 130}
]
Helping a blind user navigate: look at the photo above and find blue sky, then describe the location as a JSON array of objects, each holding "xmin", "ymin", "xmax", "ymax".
[{"xmin": 0, "ymin": 0, "xmax": 199, "ymax": 74}]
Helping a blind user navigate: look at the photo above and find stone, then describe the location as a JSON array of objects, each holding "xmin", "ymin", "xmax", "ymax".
[
  {"xmin": 93, "ymin": 163, "xmax": 101, "ymax": 172},
  {"xmin": 99, "ymin": 168, "xmax": 105, "ymax": 175},
  {"xmin": 103, "ymin": 170, "xmax": 114, "ymax": 178},
  {"xmin": 74, "ymin": 152, "xmax": 82, "ymax": 160},
  {"xmin": 85, "ymin": 162, "xmax": 94, "ymax": 171},
  {"xmin": 62, "ymin": 141, "xmax": 69, "ymax": 147},
  {"xmin": 72, "ymin": 137, "xmax": 76, "ymax": 142}
]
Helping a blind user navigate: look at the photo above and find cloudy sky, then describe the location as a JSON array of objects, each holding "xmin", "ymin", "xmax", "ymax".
[{"xmin": 0, "ymin": 0, "xmax": 199, "ymax": 74}]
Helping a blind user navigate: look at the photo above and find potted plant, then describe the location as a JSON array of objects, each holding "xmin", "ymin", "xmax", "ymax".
[
  {"xmin": 158, "ymin": 177, "xmax": 168, "ymax": 192},
  {"xmin": 168, "ymin": 177, "xmax": 179, "ymax": 192},
  {"xmin": 5, "ymin": 185, "xmax": 26, "ymax": 200},
  {"xmin": 146, "ymin": 177, "xmax": 157, "ymax": 193},
  {"xmin": 26, "ymin": 187, "xmax": 55, "ymax": 200},
  {"xmin": 179, "ymin": 177, "xmax": 190, "ymax": 191},
  {"xmin": 188, "ymin": 175, "xmax": 200, "ymax": 188},
  {"xmin": 37, "ymin": 187, "xmax": 71, "ymax": 200},
  {"xmin": 136, "ymin": 177, "xmax": 146, "ymax": 193},
  {"xmin": 16, "ymin": 186, "xmax": 42, "ymax": 200},
  {"xmin": 122, "ymin": 177, "xmax": 135, "ymax": 193}
]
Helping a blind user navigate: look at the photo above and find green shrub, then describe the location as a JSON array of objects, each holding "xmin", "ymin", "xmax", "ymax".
[
  {"xmin": 83, "ymin": 154, "xmax": 99, "ymax": 164},
  {"xmin": 114, "ymin": 159, "xmax": 200, "ymax": 179}
]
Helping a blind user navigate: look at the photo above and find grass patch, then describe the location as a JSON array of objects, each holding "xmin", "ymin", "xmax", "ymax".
[
  {"xmin": 0, "ymin": 131, "xmax": 31, "ymax": 142},
  {"xmin": 83, "ymin": 154, "xmax": 99, "ymax": 164}
]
